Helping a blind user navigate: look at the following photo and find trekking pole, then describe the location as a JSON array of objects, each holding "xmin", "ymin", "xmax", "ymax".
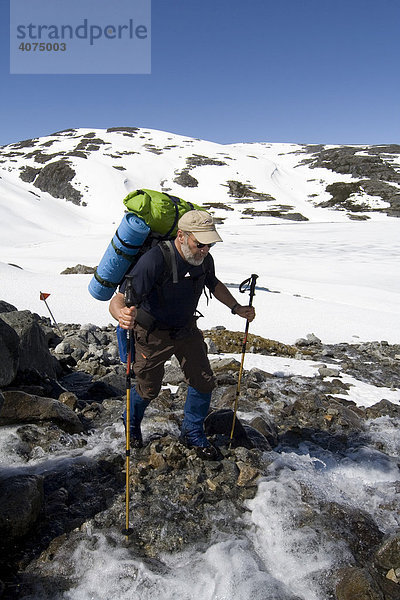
[
  {"xmin": 229, "ymin": 274, "xmax": 258, "ymax": 445},
  {"xmin": 122, "ymin": 276, "xmax": 135, "ymax": 541}
]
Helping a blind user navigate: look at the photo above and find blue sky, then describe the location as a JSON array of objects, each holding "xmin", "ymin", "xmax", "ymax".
[{"xmin": 1, "ymin": 0, "xmax": 399, "ymax": 146}]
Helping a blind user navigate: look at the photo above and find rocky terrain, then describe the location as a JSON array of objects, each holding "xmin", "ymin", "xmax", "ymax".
[{"xmin": 0, "ymin": 301, "xmax": 399, "ymax": 599}]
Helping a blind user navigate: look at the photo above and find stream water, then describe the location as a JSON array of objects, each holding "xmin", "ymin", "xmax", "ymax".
[{"xmin": 2, "ymin": 408, "xmax": 399, "ymax": 600}]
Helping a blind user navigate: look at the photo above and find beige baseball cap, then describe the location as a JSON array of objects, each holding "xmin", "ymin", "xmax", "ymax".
[{"xmin": 178, "ymin": 210, "xmax": 222, "ymax": 244}]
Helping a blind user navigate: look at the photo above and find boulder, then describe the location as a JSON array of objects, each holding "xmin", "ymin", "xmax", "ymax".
[
  {"xmin": 0, "ymin": 310, "xmax": 59, "ymax": 379},
  {"xmin": 60, "ymin": 264, "xmax": 95, "ymax": 275},
  {"xmin": 0, "ymin": 474, "xmax": 44, "ymax": 541},
  {"xmin": 335, "ymin": 566, "xmax": 382, "ymax": 600},
  {"xmin": 204, "ymin": 408, "xmax": 270, "ymax": 450},
  {"xmin": 324, "ymin": 502, "xmax": 383, "ymax": 562},
  {"xmin": 59, "ymin": 391, "xmax": 78, "ymax": 411},
  {"xmin": 366, "ymin": 400, "xmax": 400, "ymax": 420},
  {"xmin": 55, "ymin": 335, "xmax": 88, "ymax": 362},
  {"xmin": 318, "ymin": 366, "xmax": 341, "ymax": 378},
  {"xmin": 374, "ymin": 533, "xmax": 400, "ymax": 571},
  {"xmin": 0, "ymin": 390, "xmax": 83, "ymax": 433},
  {"xmin": 210, "ymin": 357, "xmax": 240, "ymax": 373},
  {"xmin": 163, "ymin": 362, "xmax": 185, "ymax": 385},
  {"xmin": 0, "ymin": 300, "xmax": 18, "ymax": 313},
  {"xmin": 0, "ymin": 317, "xmax": 20, "ymax": 386},
  {"xmin": 250, "ymin": 415, "xmax": 279, "ymax": 447},
  {"xmin": 295, "ymin": 333, "xmax": 322, "ymax": 347}
]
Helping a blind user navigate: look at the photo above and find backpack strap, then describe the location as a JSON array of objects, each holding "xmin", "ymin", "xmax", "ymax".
[
  {"xmin": 158, "ymin": 240, "xmax": 178, "ymax": 284},
  {"xmin": 153, "ymin": 241, "xmax": 213, "ymax": 315},
  {"xmin": 162, "ymin": 194, "xmax": 195, "ymax": 239}
]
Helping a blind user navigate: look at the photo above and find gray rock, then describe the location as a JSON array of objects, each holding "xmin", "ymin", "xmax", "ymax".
[
  {"xmin": 0, "ymin": 474, "xmax": 44, "ymax": 541},
  {"xmin": 307, "ymin": 334, "xmax": 323, "ymax": 346},
  {"xmin": 163, "ymin": 363, "xmax": 185, "ymax": 385},
  {"xmin": 0, "ymin": 310, "xmax": 59, "ymax": 379},
  {"xmin": 173, "ymin": 169, "xmax": 199, "ymax": 187},
  {"xmin": 0, "ymin": 300, "xmax": 18, "ymax": 313},
  {"xmin": 374, "ymin": 533, "xmax": 400, "ymax": 571},
  {"xmin": 210, "ymin": 357, "xmax": 240, "ymax": 372},
  {"xmin": 303, "ymin": 145, "xmax": 400, "ymax": 217},
  {"xmin": 295, "ymin": 333, "xmax": 323, "ymax": 347},
  {"xmin": 366, "ymin": 400, "xmax": 400, "ymax": 420},
  {"xmin": 55, "ymin": 335, "xmax": 88, "ymax": 359},
  {"xmin": 242, "ymin": 425, "xmax": 272, "ymax": 451},
  {"xmin": 250, "ymin": 415, "xmax": 279, "ymax": 447},
  {"xmin": 0, "ymin": 317, "xmax": 20, "ymax": 386},
  {"xmin": 318, "ymin": 366, "xmax": 341, "ymax": 378},
  {"xmin": 0, "ymin": 390, "xmax": 83, "ymax": 433},
  {"xmin": 204, "ymin": 337, "xmax": 219, "ymax": 353},
  {"xmin": 59, "ymin": 391, "xmax": 78, "ymax": 411},
  {"xmin": 33, "ymin": 159, "xmax": 82, "ymax": 205},
  {"xmin": 204, "ymin": 408, "xmax": 270, "ymax": 450},
  {"xmin": 60, "ymin": 264, "xmax": 95, "ymax": 275},
  {"xmin": 95, "ymin": 370, "xmax": 126, "ymax": 396},
  {"xmin": 335, "ymin": 566, "xmax": 382, "ymax": 600},
  {"xmin": 236, "ymin": 460, "xmax": 260, "ymax": 487}
]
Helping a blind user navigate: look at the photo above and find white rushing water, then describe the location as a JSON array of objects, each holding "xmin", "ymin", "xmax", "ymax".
[{"xmin": 46, "ymin": 433, "xmax": 399, "ymax": 600}]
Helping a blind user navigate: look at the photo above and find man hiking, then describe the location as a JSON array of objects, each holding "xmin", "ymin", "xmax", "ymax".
[{"xmin": 109, "ymin": 209, "xmax": 255, "ymax": 459}]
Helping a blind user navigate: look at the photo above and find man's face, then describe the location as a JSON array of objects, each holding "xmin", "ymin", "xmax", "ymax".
[{"xmin": 179, "ymin": 231, "xmax": 212, "ymax": 266}]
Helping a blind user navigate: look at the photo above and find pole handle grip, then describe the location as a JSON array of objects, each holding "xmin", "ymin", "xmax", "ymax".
[
  {"xmin": 124, "ymin": 276, "xmax": 135, "ymax": 308},
  {"xmin": 239, "ymin": 274, "xmax": 258, "ymax": 306}
]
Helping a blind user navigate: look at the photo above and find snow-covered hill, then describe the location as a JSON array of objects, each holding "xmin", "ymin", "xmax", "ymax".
[
  {"xmin": 0, "ymin": 127, "xmax": 399, "ymax": 344},
  {"xmin": 1, "ymin": 126, "xmax": 399, "ymax": 232}
]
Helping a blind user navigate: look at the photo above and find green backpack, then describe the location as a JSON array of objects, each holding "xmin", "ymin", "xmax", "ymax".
[{"xmin": 123, "ymin": 188, "xmax": 202, "ymax": 237}]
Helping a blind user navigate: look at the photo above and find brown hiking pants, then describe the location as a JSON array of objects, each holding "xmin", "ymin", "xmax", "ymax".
[{"xmin": 133, "ymin": 322, "xmax": 215, "ymax": 401}]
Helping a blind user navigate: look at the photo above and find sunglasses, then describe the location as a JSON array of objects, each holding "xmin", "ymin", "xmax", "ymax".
[{"xmin": 187, "ymin": 233, "xmax": 215, "ymax": 249}]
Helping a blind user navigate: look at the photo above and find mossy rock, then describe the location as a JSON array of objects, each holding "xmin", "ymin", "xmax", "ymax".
[{"xmin": 203, "ymin": 329, "xmax": 297, "ymax": 356}]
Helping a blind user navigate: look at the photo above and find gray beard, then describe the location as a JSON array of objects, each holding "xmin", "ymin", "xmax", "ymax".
[{"xmin": 181, "ymin": 240, "xmax": 205, "ymax": 266}]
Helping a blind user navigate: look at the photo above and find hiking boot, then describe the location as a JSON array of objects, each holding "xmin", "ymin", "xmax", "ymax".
[
  {"xmin": 130, "ymin": 425, "xmax": 143, "ymax": 449},
  {"xmin": 123, "ymin": 421, "xmax": 143, "ymax": 449},
  {"xmin": 179, "ymin": 427, "xmax": 218, "ymax": 461},
  {"xmin": 122, "ymin": 387, "xmax": 150, "ymax": 450}
]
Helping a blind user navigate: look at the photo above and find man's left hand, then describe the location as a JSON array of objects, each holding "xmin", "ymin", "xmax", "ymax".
[{"xmin": 235, "ymin": 305, "xmax": 256, "ymax": 322}]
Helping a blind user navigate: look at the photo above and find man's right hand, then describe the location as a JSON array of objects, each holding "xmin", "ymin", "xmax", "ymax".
[{"xmin": 118, "ymin": 305, "xmax": 137, "ymax": 329}]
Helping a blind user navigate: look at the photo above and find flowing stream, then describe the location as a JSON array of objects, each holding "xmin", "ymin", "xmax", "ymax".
[{"xmin": 2, "ymin": 407, "xmax": 399, "ymax": 600}]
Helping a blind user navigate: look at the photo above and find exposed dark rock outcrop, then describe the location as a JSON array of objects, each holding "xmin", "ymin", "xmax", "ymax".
[
  {"xmin": 173, "ymin": 169, "xmax": 199, "ymax": 187},
  {"xmin": 226, "ymin": 180, "xmax": 276, "ymax": 202},
  {"xmin": 19, "ymin": 166, "xmax": 41, "ymax": 183},
  {"xmin": 106, "ymin": 126, "xmax": 140, "ymax": 135},
  {"xmin": 302, "ymin": 145, "xmax": 400, "ymax": 217},
  {"xmin": 242, "ymin": 207, "xmax": 309, "ymax": 221},
  {"xmin": 186, "ymin": 154, "xmax": 227, "ymax": 167},
  {"xmin": 75, "ymin": 136, "xmax": 106, "ymax": 153},
  {"xmin": 60, "ymin": 264, "xmax": 96, "ymax": 275},
  {"xmin": 33, "ymin": 160, "xmax": 82, "ymax": 205}
]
